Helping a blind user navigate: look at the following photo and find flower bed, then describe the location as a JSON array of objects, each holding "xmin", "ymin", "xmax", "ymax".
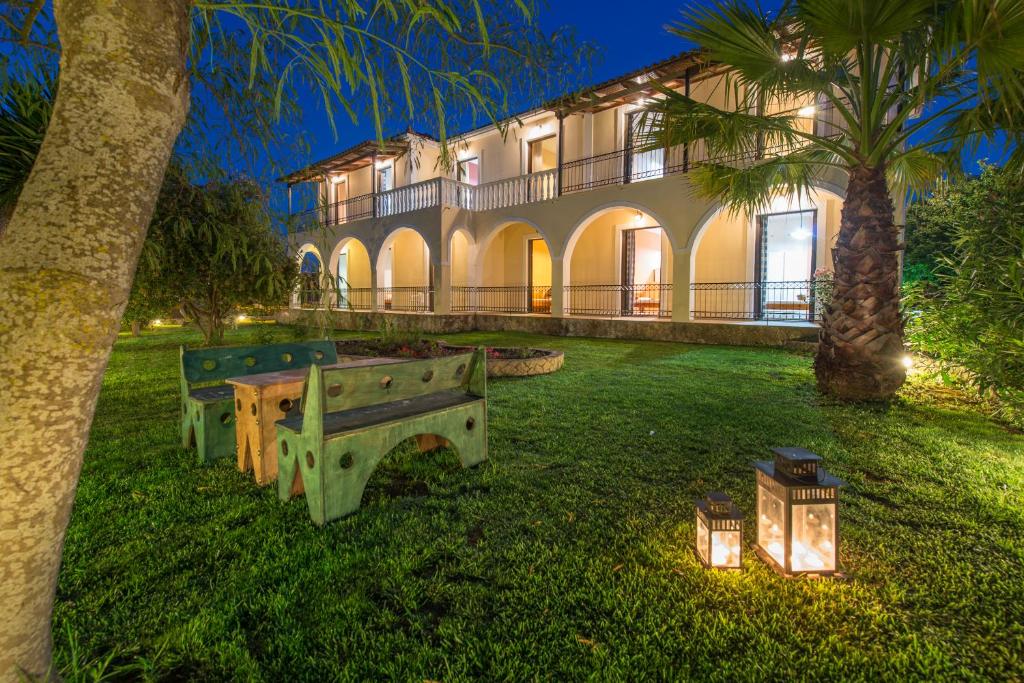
[{"xmin": 334, "ymin": 339, "xmax": 564, "ymax": 377}]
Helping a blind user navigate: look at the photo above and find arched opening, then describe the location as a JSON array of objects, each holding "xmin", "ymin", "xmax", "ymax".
[
  {"xmin": 295, "ymin": 246, "xmax": 323, "ymax": 308},
  {"xmin": 377, "ymin": 227, "xmax": 433, "ymax": 312},
  {"xmin": 476, "ymin": 221, "xmax": 552, "ymax": 314},
  {"xmin": 360, "ymin": 436, "xmax": 461, "ymax": 508},
  {"xmin": 564, "ymin": 207, "xmax": 672, "ymax": 318},
  {"xmin": 690, "ymin": 189, "xmax": 842, "ymax": 322},
  {"xmin": 329, "ymin": 238, "xmax": 373, "ymax": 310}
]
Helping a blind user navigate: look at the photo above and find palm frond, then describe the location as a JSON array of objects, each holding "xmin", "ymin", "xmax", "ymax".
[
  {"xmin": 689, "ymin": 145, "xmax": 846, "ymax": 216},
  {"xmin": 797, "ymin": 0, "xmax": 936, "ymax": 57},
  {"xmin": 887, "ymin": 147, "xmax": 960, "ymax": 198},
  {"xmin": 0, "ymin": 69, "xmax": 53, "ymax": 210}
]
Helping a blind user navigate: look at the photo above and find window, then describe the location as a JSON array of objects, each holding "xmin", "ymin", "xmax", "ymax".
[
  {"xmin": 626, "ymin": 111, "xmax": 664, "ymax": 182},
  {"xmin": 527, "ymin": 135, "xmax": 557, "ymax": 173},
  {"xmin": 376, "ymin": 164, "xmax": 394, "ymax": 192},
  {"xmin": 458, "ymin": 157, "xmax": 480, "ymax": 186}
]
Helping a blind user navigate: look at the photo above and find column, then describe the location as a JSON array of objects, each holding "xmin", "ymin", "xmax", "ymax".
[
  {"xmin": 434, "ymin": 259, "xmax": 451, "ymax": 315},
  {"xmin": 369, "ymin": 268, "xmax": 379, "ymax": 312},
  {"xmin": 550, "ymin": 257, "xmax": 565, "ymax": 317},
  {"xmin": 671, "ymin": 249, "xmax": 692, "ymax": 322}
]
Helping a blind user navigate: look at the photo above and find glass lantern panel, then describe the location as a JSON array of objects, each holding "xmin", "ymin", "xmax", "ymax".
[
  {"xmin": 696, "ymin": 516, "xmax": 709, "ymax": 565},
  {"xmin": 790, "ymin": 503, "xmax": 836, "ymax": 572},
  {"xmin": 758, "ymin": 484, "xmax": 786, "ymax": 566},
  {"xmin": 710, "ymin": 530, "xmax": 741, "ymax": 568}
]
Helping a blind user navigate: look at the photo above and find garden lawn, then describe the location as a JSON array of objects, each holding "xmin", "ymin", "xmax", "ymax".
[{"xmin": 55, "ymin": 325, "xmax": 1024, "ymax": 681}]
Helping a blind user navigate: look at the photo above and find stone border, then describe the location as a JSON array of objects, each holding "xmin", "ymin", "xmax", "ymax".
[
  {"xmin": 444, "ymin": 345, "xmax": 564, "ymax": 378},
  {"xmin": 277, "ymin": 309, "xmax": 819, "ymax": 348}
]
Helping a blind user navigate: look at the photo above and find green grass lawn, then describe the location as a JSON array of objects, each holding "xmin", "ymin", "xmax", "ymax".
[{"xmin": 56, "ymin": 324, "xmax": 1024, "ymax": 681}]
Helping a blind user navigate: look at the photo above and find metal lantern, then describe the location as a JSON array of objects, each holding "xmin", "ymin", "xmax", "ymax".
[
  {"xmin": 695, "ymin": 492, "xmax": 744, "ymax": 570},
  {"xmin": 754, "ymin": 448, "xmax": 845, "ymax": 577}
]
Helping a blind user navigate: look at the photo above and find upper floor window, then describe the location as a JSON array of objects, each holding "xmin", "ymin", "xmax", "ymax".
[
  {"xmin": 527, "ymin": 135, "xmax": 557, "ymax": 174},
  {"xmin": 376, "ymin": 164, "xmax": 394, "ymax": 192},
  {"xmin": 458, "ymin": 157, "xmax": 480, "ymax": 186}
]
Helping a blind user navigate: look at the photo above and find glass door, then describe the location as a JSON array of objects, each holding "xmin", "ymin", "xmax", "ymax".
[
  {"xmin": 756, "ymin": 210, "xmax": 817, "ymax": 321},
  {"xmin": 627, "ymin": 111, "xmax": 665, "ymax": 182},
  {"xmin": 620, "ymin": 227, "xmax": 664, "ymax": 316},
  {"xmin": 527, "ymin": 238, "xmax": 552, "ymax": 313},
  {"xmin": 336, "ymin": 250, "xmax": 349, "ymax": 308},
  {"xmin": 330, "ymin": 178, "xmax": 347, "ymax": 225}
]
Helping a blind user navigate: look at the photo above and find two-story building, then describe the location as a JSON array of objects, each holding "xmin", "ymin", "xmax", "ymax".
[{"xmin": 281, "ymin": 51, "xmax": 861, "ymax": 343}]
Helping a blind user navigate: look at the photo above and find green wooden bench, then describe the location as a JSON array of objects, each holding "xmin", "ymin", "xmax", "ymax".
[
  {"xmin": 179, "ymin": 341, "xmax": 338, "ymax": 463},
  {"xmin": 276, "ymin": 349, "xmax": 488, "ymax": 525}
]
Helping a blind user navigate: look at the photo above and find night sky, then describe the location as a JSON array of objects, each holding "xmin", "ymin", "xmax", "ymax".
[{"xmin": 277, "ymin": 1, "xmax": 692, "ymax": 191}]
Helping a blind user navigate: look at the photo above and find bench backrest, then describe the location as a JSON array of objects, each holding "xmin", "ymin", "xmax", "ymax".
[
  {"xmin": 180, "ymin": 340, "xmax": 338, "ymax": 387},
  {"xmin": 299, "ymin": 349, "xmax": 486, "ymax": 437}
]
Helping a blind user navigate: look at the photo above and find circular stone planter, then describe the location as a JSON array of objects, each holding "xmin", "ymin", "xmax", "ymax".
[
  {"xmin": 442, "ymin": 345, "xmax": 564, "ymax": 378},
  {"xmin": 334, "ymin": 339, "xmax": 564, "ymax": 378}
]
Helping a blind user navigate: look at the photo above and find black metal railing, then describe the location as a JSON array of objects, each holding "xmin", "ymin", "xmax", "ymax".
[
  {"xmin": 300, "ymin": 193, "xmax": 374, "ymax": 227},
  {"xmin": 563, "ymin": 283, "xmax": 672, "ymax": 318},
  {"xmin": 451, "ymin": 286, "xmax": 553, "ymax": 314},
  {"xmin": 334, "ymin": 287, "xmax": 373, "ymax": 311},
  {"xmin": 295, "ymin": 288, "xmax": 324, "ymax": 309},
  {"xmin": 690, "ymin": 281, "xmax": 820, "ymax": 322},
  {"xmin": 377, "ymin": 286, "xmax": 434, "ymax": 312}
]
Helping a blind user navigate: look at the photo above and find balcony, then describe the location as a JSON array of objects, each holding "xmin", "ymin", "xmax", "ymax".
[{"xmin": 290, "ymin": 142, "xmax": 711, "ymax": 231}]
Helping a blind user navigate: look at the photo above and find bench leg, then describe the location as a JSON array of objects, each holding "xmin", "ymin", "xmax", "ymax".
[
  {"xmin": 187, "ymin": 398, "xmax": 236, "ymax": 464},
  {"xmin": 286, "ymin": 402, "xmax": 488, "ymax": 525}
]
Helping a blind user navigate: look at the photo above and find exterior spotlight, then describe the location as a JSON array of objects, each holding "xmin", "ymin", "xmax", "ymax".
[{"xmin": 901, "ymin": 355, "xmax": 914, "ymax": 369}]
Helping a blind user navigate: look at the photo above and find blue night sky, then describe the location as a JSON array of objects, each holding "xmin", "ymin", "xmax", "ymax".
[{"xmin": 278, "ymin": 1, "xmax": 693, "ymax": 188}]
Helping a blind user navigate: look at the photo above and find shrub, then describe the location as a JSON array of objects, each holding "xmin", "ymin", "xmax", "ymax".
[{"xmin": 905, "ymin": 166, "xmax": 1024, "ymax": 425}]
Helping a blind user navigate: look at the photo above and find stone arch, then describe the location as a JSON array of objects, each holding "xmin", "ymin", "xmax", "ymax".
[
  {"xmin": 561, "ymin": 201, "xmax": 679, "ymax": 259},
  {"xmin": 687, "ymin": 185, "xmax": 846, "ymax": 321},
  {"xmin": 294, "ymin": 243, "xmax": 324, "ymax": 308},
  {"xmin": 561, "ymin": 204, "xmax": 674, "ymax": 318},
  {"xmin": 328, "ymin": 236, "xmax": 373, "ymax": 310},
  {"xmin": 295, "ymin": 242, "xmax": 323, "ymax": 268},
  {"xmin": 376, "ymin": 226, "xmax": 433, "ymax": 311},
  {"xmin": 688, "ymin": 185, "xmax": 847, "ymax": 276},
  {"xmin": 475, "ymin": 219, "xmax": 554, "ymax": 288},
  {"xmin": 476, "ymin": 217, "xmax": 554, "ymax": 263},
  {"xmin": 373, "ymin": 224, "xmax": 435, "ymax": 270}
]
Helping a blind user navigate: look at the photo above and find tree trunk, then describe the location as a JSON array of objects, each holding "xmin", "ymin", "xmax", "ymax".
[
  {"xmin": 0, "ymin": 2, "xmax": 191, "ymax": 680},
  {"xmin": 0, "ymin": 203, "xmax": 13, "ymax": 238},
  {"xmin": 130, "ymin": 320, "xmax": 143, "ymax": 337},
  {"xmin": 815, "ymin": 164, "xmax": 906, "ymax": 400}
]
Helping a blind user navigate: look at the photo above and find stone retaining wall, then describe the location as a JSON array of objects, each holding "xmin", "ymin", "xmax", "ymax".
[{"xmin": 276, "ymin": 309, "xmax": 818, "ymax": 348}]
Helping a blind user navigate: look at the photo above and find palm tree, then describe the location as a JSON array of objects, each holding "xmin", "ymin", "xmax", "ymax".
[
  {"xmin": 0, "ymin": 71, "xmax": 53, "ymax": 234},
  {"xmin": 643, "ymin": 0, "xmax": 1024, "ymax": 400}
]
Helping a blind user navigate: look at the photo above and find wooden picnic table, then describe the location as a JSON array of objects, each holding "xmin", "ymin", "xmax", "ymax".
[{"xmin": 228, "ymin": 356, "xmax": 407, "ymax": 486}]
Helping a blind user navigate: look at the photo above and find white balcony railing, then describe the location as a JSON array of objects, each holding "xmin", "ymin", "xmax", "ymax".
[{"xmin": 468, "ymin": 168, "xmax": 558, "ymax": 212}]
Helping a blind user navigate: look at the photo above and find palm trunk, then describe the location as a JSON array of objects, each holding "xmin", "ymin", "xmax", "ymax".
[
  {"xmin": 0, "ymin": 1, "xmax": 191, "ymax": 680},
  {"xmin": 815, "ymin": 164, "xmax": 906, "ymax": 400}
]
